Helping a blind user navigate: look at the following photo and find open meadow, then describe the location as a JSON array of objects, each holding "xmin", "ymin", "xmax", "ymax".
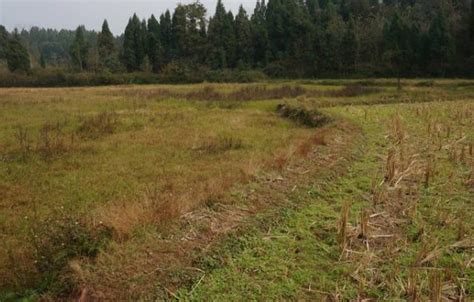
[{"xmin": 0, "ymin": 80, "xmax": 473, "ymax": 300}]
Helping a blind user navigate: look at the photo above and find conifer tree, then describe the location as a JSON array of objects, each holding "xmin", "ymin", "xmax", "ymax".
[
  {"xmin": 160, "ymin": 11, "xmax": 172, "ymax": 64},
  {"xmin": 147, "ymin": 15, "xmax": 163, "ymax": 72},
  {"xmin": 305, "ymin": 0, "xmax": 320, "ymax": 21},
  {"xmin": 341, "ymin": 17, "xmax": 359, "ymax": 74},
  {"xmin": 470, "ymin": 0, "xmax": 474, "ymax": 56},
  {"xmin": 70, "ymin": 26, "xmax": 89, "ymax": 71},
  {"xmin": 171, "ymin": 5, "xmax": 187, "ymax": 59},
  {"xmin": 97, "ymin": 20, "xmax": 116, "ymax": 61},
  {"xmin": 0, "ymin": 25, "xmax": 9, "ymax": 59},
  {"xmin": 97, "ymin": 20, "xmax": 121, "ymax": 71},
  {"xmin": 251, "ymin": 0, "xmax": 269, "ymax": 66},
  {"xmin": 122, "ymin": 14, "xmax": 146, "ymax": 71},
  {"xmin": 40, "ymin": 52, "xmax": 46, "ymax": 68},
  {"xmin": 6, "ymin": 30, "xmax": 31, "ymax": 73},
  {"xmin": 235, "ymin": 5, "xmax": 253, "ymax": 67},
  {"xmin": 384, "ymin": 12, "xmax": 411, "ymax": 88},
  {"xmin": 208, "ymin": 0, "xmax": 236, "ymax": 68},
  {"xmin": 428, "ymin": 10, "xmax": 455, "ymax": 76}
]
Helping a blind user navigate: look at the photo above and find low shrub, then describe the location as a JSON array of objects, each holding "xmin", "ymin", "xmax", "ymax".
[
  {"xmin": 276, "ymin": 103, "xmax": 331, "ymax": 128},
  {"xmin": 27, "ymin": 211, "xmax": 111, "ymax": 295},
  {"xmin": 326, "ymin": 84, "xmax": 382, "ymax": 97},
  {"xmin": 76, "ymin": 112, "xmax": 119, "ymax": 139},
  {"xmin": 194, "ymin": 135, "xmax": 244, "ymax": 154}
]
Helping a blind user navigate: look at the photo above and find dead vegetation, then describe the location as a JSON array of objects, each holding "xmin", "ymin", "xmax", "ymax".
[
  {"xmin": 335, "ymin": 102, "xmax": 473, "ymax": 300},
  {"xmin": 1, "ymin": 81, "xmax": 472, "ymax": 300},
  {"xmin": 113, "ymin": 83, "xmax": 382, "ymax": 103},
  {"xmin": 276, "ymin": 103, "xmax": 331, "ymax": 128},
  {"xmin": 75, "ymin": 118, "xmax": 359, "ymax": 300},
  {"xmin": 12, "ymin": 121, "xmax": 73, "ymax": 160},
  {"xmin": 192, "ymin": 135, "xmax": 244, "ymax": 154},
  {"xmin": 76, "ymin": 111, "xmax": 119, "ymax": 139}
]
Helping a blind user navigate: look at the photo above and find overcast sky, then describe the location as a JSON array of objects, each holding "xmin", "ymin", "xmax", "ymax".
[{"xmin": 0, "ymin": 0, "xmax": 257, "ymax": 35}]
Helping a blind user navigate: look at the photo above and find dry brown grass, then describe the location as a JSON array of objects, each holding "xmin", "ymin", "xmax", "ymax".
[{"xmin": 338, "ymin": 202, "xmax": 351, "ymax": 252}]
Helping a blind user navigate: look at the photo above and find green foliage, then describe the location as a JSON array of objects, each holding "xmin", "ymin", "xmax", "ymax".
[
  {"xmin": 28, "ymin": 210, "xmax": 111, "ymax": 295},
  {"xmin": 383, "ymin": 12, "xmax": 413, "ymax": 79},
  {"xmin": 340, "ymin": 17, "xmax": 359, "ymax": 74},
  {"xmin": 2, "ymin": 0, "xmax": 474, "ymax": 79},
  {"xmin": 5, "ymin": 31, "xmax": 31, "ymax": 73},
  {"xmin": 69, "ymin": 26, "xmax": 89, "ymax": 71},
  {"xmin": 208, "ymin": 0, "xmax": 237, "ymax": 68},
  {"xmin": 147, "ymin": 15, "xmax": 164, "ymax": 73},
  {"xmin": 0, "ymin": 25, "xmax": 9, "ymax": 59},
  {"xmin": 235, "ymin": 6, "xmax": 253, "ymax": 68},
  {"xmin": 428, "ymin": 10, "xmax": 455, "ymax": 76},
  {"xmin": 276, "ymin": 103, "xmax": 331, "ymax": 128},
  {"xmin": 122, "ymin": 14, "xmax": 146, "ymax": 71},
  {"xmin": 97, "ymin": 20, "xmax": 119, "ymax": 72}
]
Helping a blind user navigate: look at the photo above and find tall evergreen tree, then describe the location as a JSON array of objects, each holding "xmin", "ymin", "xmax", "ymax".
[
  {"xmin": 208, "ymin": 0, "xmax": 236, "ymax": 68},
  {"xmin": 306, "ymin": 0, "xmax": 320, "ymax": 20},
  {"xmin": 321, "ymin": 3, "xmax": 345, "ymax": 74},
  {"xmin": 341, "ymin": 17, "xmax": 359, "ymax": 74},
  {"xmin": 147, "ymin": 15, "xmax": 163, "ymax": 73},
  {"xmin": 97, "ymin": 20, "xmax": 115, "ymax": 57},
  {"xmin": 0, "ymin": 25, "xmax": 9, "ymax": 59},
  {"xmin": 97, "ymin": 20, "xmax": 115, "ymax": 59},
  {"xmin": 160, "ymin": 11, "xmax": 173, "ymax": 64},
  {"xmin": 428, "ymin": 10, "xmax": 455, "ymax": 76},
  {"xmin": 235, "ymin": 5, "xmax": 253, "ymax": 67},
  {"xmin": 251, "ymin": 0, "xmax": 269, "ymax": 67},
  {"xmin": 6, "ymin": 30, "xmax": 31, "ymax": 73},
  {"xmin": 122, "ymin": 14, "xmax": 146, "ymax": 71},
  {"xmin": 384, "ymin": 12, "xmax": 411, "ymax": 88},
  {"xmin": 97, "ymin": 20, "xmax": 118, "ymax": 71},
  {"xmin": 70, "ymin": 26, "xmax": 89, "ymax": 71},
  {"xmin": 171, "ymin": 5, "xmax": 187, "ymax": 59},
  {"xmin": 470, "ymin": 0, "xmax": 474, "ymax": 55}
]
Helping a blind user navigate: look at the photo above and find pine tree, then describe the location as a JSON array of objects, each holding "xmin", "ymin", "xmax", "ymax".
[
  {"xmin": 160, "ymin": 11, "xmax": 172, "ymax": 64},
  {"xmin": 122, "ymin": 14, "xmax": 146, "ymax": 71},
  {"xmin": 251, "ymin": 0, "xmax": 269, "ymax": 67},
  {"xmin": 147, "ymin": 15, "xmax": 163, "ymax": 73},
  {"xmin": 97, "ymin": 20, "xmax": 116, "ymax": 63},
  {"xmin": 235, "ymin": 5, "xmax": 253, "ymax": 67},
  {"xmin": 70, "ymin": 26, "xmax": 89, "ymax": 71},
  {"xmin": 384, "ymin": 12, "xmax": 411, "ymax": 88},
  {"xmin": 470, "ymin": 0, "xmax": 474, "ymax": 55},
  {"xmin": 208, "ymin": 0, "xmax": 236, "ymax": 68},
  {"xmin": 305, "ymin": 0, "xmax": 320, "ymax": 21},
  {"xmin": 171, "ymin": 5, "xmax": 187, "ymax": 59},
  {"xmin": 428, "ymin": 10, "xmax": 455, "ymax": 76},
  {"xmin": 341, "ymin": 17, "xmax": 359, "ymax": 74},
  {"xmin": 322, "ymin": 3, "xmax": 345, "ymax": 74},
  {"xmin": 97, "ymin": 20, "xmax": 121, "ymax": 71},
  {"xmin": 6, "ymin": 30, "xmax": 31, "ymax": 73},
  {"xmin": 40, "ymin": 52, "xmax": 46, "ymax": 68},
  {"xmin": 0, "ymin": 25, "xmax": 9, "ymax": 59}
]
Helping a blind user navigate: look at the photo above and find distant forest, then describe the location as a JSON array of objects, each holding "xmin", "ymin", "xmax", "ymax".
[{"xmin": 1, "ymin": 0, "xmax": 474, "ymax": 81}]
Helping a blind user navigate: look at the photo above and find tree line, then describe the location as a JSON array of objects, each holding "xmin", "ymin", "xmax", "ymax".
[{"xmin": 1, "ymin": 0, "xmax": 474, "ymax": 78}]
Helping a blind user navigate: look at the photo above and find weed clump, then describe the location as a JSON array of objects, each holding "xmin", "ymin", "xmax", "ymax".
[
  {"xmin": 276, "ymin": 103, "xmax": 331, "ymax": 128},
  {"xmin": 37, "ymin": 122, "xmax": 69, "ymax": 158},
  {"xmin": 326, "ymin": 85, "xmax": 382, "ymax": 98},
  {"xmin": 195, "ymin": 135, "xmax": 244, "ymax": 154},
  {"xmin": 12, "ymin": 121, "xmax": 72, "ymax": 160},
  {"xmin": 2, "ymin": 210, "xmax": 111, "ymax": 297},
  {"xmin": 76, "ymin": 112, "xmax": 118, "ymax": 139}
]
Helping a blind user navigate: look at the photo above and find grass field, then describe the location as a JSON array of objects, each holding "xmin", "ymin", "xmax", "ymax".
[{"xmin": 0, "ymin": 80, "xmax": 473, "ymax": 300}]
